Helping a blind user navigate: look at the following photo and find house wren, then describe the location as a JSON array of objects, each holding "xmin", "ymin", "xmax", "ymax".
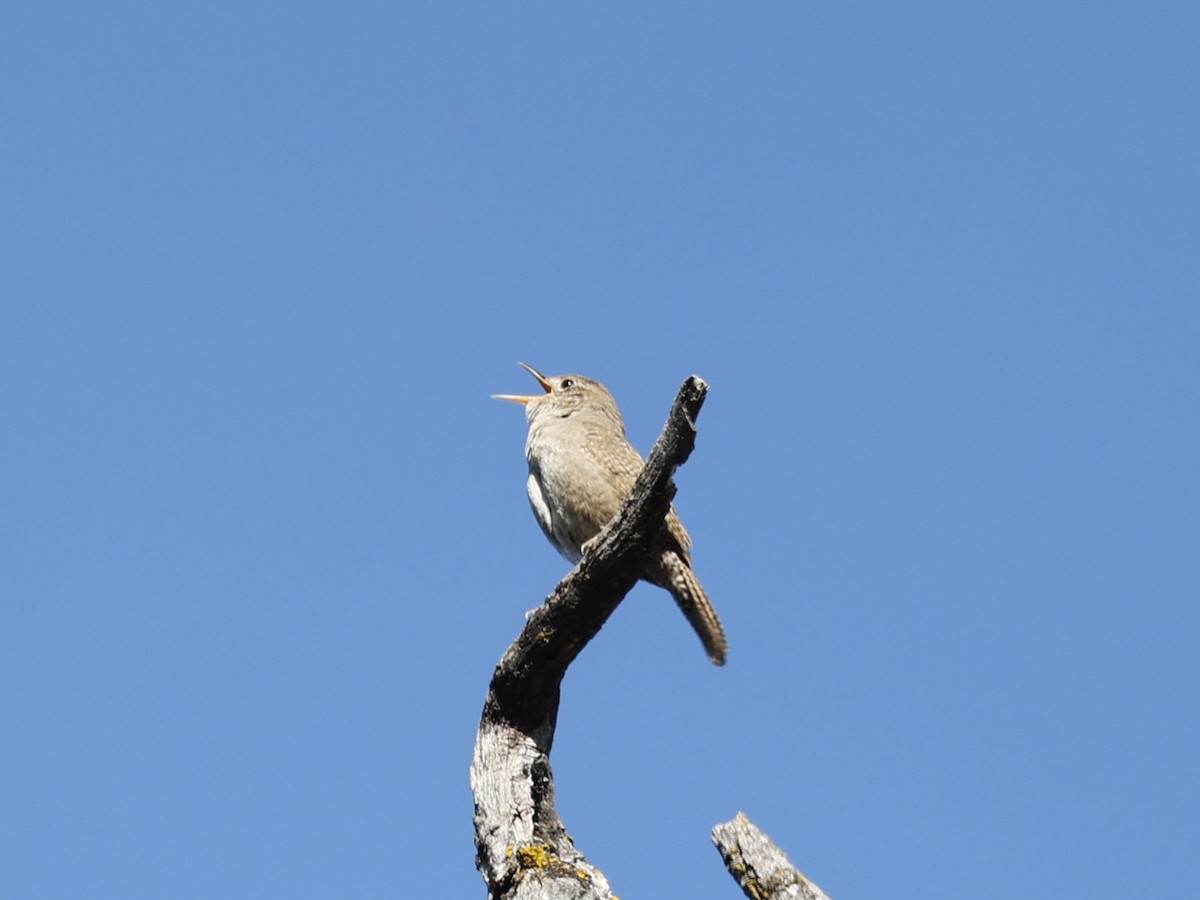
[{"xmin": 494, "ymin": 362, "xmax": 728, "ymax": 666}]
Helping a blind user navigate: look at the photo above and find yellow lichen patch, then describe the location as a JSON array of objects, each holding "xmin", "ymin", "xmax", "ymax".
[{"xmin": 513, "ymin": 843, "xmax": 554, "ymax": 870}]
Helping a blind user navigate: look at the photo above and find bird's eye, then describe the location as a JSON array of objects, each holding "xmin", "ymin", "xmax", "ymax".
[{"xmin": 560, "ymin": 378, "xmax": 575, "ymax": 389}]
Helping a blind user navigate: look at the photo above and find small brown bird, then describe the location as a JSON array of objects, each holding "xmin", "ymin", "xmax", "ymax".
[{"xmin": 494, "ymin": 362, "xmax": 728, "ymax": 665}]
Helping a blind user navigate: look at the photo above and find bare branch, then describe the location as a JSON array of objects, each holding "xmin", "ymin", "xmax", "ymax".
[
  {"xmin": 712, "ymin": 813, "xmax": 832, "ymax": 900},
  {"xmin": 471, "ymin": 376, "xmax": 709, "ymax": 899}
]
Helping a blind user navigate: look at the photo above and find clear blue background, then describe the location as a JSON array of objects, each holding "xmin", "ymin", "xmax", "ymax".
[{"xmin": 3, "ymin": 4, "xmax": 1197, "ymax": 897}]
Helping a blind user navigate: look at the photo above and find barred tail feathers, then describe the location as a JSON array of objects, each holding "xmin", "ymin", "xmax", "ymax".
[{"xmin": 652, "ymin": 550, "xmax": 728, "ymax": 666}]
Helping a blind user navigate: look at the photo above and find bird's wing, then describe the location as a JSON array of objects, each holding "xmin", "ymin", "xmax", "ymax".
[
  {"xmin": 666, "ymin": 509, "xmax": 693, "ymax": 557},
  {"xmin": 581, "ymin": 427, "xmax": 644, "ymax": 488},
  {"xmin": 582, "ymin": 431, "xmax": 695, "ymax": 559}
]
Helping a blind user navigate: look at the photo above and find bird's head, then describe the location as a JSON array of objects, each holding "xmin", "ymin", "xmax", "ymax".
[{"xmin": 493, "ymin": 362, "xmax": 621, "ymax": 424}]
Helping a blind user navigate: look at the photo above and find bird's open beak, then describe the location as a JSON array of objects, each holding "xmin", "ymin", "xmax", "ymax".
[{"xmin": 491, "ymin": 361, "xmax": 553, "ymax": 405}]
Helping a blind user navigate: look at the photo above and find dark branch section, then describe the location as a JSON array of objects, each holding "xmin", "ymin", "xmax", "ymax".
[{"xmin": 471, "ymin": 376, "xmax": 708, "ymax": 899}]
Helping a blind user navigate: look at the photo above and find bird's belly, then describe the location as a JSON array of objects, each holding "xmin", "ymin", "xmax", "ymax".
[
  {"xmin": 526, "ymin": 470, "xmax": 583, "ymax": 563},
  {"xmin": 527, "ymin": 457, "xmax": 622, "ymax": 553}
]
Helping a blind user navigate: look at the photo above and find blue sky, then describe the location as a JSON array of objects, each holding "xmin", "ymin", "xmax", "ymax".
[{"xmin": 3, "ymin": 4, "xmax": 1197, "ymax": 897}]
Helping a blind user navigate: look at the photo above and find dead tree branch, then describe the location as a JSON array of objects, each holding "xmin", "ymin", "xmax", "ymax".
[
  {"xmin": 471, "ymin": 376, "xmax": 709, "ymax": 900},
  {"xmin": 712, "ymin": 813, "xmax": 832, "ymax": 900}
]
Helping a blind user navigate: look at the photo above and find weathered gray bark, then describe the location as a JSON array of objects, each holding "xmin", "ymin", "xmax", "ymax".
[
  {"xmin": 712, "ymin": 813, "xmax": 832, "ymax": 900},
  {"xmin": 471, "ymin": 376, "xmax": 709, "ymax": 899}
]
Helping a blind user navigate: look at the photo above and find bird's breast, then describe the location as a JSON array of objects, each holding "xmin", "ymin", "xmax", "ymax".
[{"xmin": 524, "ymin": 422, "xmax": 627, "ymax": 550}]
